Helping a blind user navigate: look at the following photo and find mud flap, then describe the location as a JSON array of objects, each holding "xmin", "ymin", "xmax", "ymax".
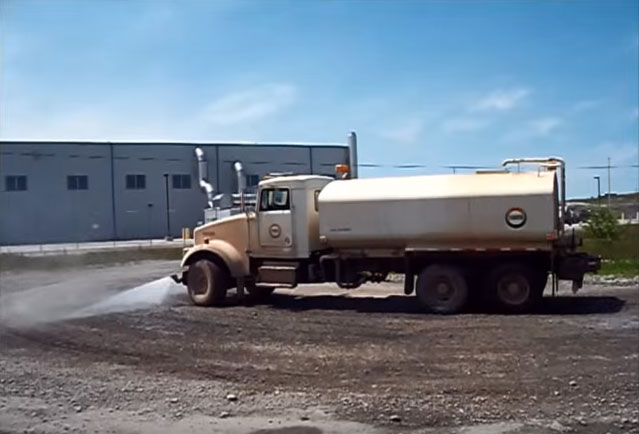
[{"xmin": 571, "ymin": 277, "xmax": 583, "ymax": 294}]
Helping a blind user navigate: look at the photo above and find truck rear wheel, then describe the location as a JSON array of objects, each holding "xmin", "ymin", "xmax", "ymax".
[
  {"xmin": 416, "ymin": 265, "xmax": 469, "ymax": 314},
  {"xmin": 485, "ymin": 263, "xmax": 542, "ymax": 313},
  {"xmin": 187, "ymin": 260, "xmax": 229, "ymax": 306}
]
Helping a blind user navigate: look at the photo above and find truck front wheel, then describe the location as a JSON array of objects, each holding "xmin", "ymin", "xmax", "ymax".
[
  {"xmin": 416, "ymin": 265, "xmax": 469, "ymax": 314},
  {"xmin": 187, "ymin": 260, "xmax": 229, "ymax": 306},
  {"xmin": 485, "ymin": 263, "xmax": 542, "ymax": 313}
]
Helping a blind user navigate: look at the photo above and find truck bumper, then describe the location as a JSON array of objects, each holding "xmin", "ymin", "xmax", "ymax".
[
  {"xmin": 170, "ymin": 267, "xmax": 188, "ymax": 285},
  {"xmin": 556, "ymin": 252, "xmax": 601, "ymax": 292},
  {"xmin": 557, "ymin": 252, "xmax": 601, "ymax": 278}
]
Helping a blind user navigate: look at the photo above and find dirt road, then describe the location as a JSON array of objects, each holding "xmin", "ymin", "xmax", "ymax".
[{"xmin": 0, "ymin": 260, "xmax": 637, "ymax": 433}]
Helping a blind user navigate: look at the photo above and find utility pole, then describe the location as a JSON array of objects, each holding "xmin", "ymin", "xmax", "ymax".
[
  {"xmin": 163, "ymin": 174, "xmax": 173, "ymax": 241},
  {"xmin": 593, "ymin": 176, "xmax": 601, "ymax": 206},
  {"xmin": 607, "ymin": 157, "xmax": 611, "ymax": 208}
]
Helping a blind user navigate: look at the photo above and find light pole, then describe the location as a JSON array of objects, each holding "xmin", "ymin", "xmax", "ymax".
[
  {"xmin": 593, "ymin": 176, "xmax": 601, "ymax": 206},
  {"xmin": 163, "ymin": 174, "xmax": 172, "ymax": 241},
  {"xmin": 607, "ymin": 157, "xmax": 611, "ymax": 208}
]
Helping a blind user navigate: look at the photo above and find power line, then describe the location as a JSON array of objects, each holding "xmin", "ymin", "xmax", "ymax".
[{"xmin": 355, "ymin": 163, "xmax": 638, "ymax": 170}]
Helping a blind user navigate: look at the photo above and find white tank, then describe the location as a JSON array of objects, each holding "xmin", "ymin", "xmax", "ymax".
[{"xmin": 318, "ymin": 171, "xmax": 558, "ymax": 250}]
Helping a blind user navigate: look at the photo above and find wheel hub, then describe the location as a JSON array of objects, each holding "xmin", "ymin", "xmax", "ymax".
[
  {"xmin": 498, "ymin": 275, "xmax": 530, "ymax": 305},
  {"xmin": 189, "ymin": 267, "xmax": 208, "ymax": 295},
  {"xmin": 435, "ymin": 280, "xmax": 453, "ymax": 300}
]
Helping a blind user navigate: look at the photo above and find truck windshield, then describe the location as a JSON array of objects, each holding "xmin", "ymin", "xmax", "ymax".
[{"xmin": 259, "ymin": 188, "xmax": 290, "ymax": 211}]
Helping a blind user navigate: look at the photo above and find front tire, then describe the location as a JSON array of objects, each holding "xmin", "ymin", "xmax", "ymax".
[
  {"xmin": 416, "ymin": 264, "xmax": 469, "ymax": 314},
  {"xmin": 187, "ymin": 260, "xmax": 229, "ymax": 306}
]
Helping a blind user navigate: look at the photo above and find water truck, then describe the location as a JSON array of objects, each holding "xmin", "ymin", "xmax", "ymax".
[{"xmin": 172, "ymin": 134, "xmax": 600, "ymax": 313}]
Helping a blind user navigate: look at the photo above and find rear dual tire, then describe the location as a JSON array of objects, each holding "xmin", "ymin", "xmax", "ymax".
[
  {"xmin": 416, "ymin": 264, "xmax": 469, "ymax": 314},
  {"xmin": 484, "ymin": 263, "xmax": 546, "ymax": 313},
  {"xmin": 415, "ymin": 262, "xmax": 546, "ymax": 314}
]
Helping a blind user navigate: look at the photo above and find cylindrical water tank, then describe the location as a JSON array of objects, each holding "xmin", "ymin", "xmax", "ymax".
[{"xmin": 318, "ymin": 171, "xmax": 558, "ymax": 249}]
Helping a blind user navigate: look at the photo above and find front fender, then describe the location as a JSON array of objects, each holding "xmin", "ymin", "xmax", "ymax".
[{"xmin": 180, "ymin": 240, "xmax": 249, "ymax": 277}]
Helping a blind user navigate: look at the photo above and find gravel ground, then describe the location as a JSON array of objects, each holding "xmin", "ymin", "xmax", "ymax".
[{"xmin": 0, "ymin": 260, "xmax": 637, "ymax": 434}]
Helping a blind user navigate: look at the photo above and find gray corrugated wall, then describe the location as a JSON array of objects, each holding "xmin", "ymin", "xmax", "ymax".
[
  {"xmin": 0, "ymin": 142, "xmax": 348, "ymax": 245},
  {"xmin": 0, "ymin": 143, "xmax": 114, "ymax": 244}
]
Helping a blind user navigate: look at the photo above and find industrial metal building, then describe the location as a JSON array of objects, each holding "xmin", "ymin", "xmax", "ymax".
[{"xmin": 0, "ymin": 140, "xmax": 349, "ymax": 245}]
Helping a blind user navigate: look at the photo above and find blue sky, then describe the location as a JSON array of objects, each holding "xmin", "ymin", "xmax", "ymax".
[{"xmin": 1, "ymin": 0, "xmax": 638, "ymax": 198}]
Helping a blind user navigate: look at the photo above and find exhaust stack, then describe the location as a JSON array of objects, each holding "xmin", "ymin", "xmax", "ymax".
[
  {"xmin": 348, "ymin": 131, "xmax": 358, "ymax": 179},
  {"xmin": 233, "ymin": 161, "xmax": 247, "ymax": 211},
  {"xmin": 233, "ymin": 161, "xmax": 246, "ymax": 194},
  {"xmin": 194, "ymin": 147, "xmax": 215, "ymax": 208}
]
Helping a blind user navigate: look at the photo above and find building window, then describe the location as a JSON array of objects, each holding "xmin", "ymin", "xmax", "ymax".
[
  {"xmin": 172, "ymin": 174, "xmax": 191, "ymax": 189},
  {"xmin": 126, "ymin": 174, "xmax": 146, "ymax": 190},
  {"xmin": 5, "ymin": 175, "xmax": 27, "ymax": 192},
  {"xmin": 246, "ymin": 174, "xmax": 260, "ymax": 188},
  {"xmin": 67, "ymin": 175, "xmax": 88, "ymax": 190}
]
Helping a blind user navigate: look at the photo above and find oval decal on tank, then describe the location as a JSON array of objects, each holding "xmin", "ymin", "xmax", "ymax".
[
  {"xmin": 505, "ymin": 208, "xmax": 527, "ymax": 229},
  {"xmin": 269, "ymin": 224, "xmax": 281, "ymax": 238}
]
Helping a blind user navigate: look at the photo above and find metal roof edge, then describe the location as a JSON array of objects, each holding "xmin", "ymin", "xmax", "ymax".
[{"xmin": 0, "ymin": 140, "xmax": 348, "ymax": 148}]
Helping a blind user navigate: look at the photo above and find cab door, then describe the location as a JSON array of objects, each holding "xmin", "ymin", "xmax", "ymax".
[{"xmin": 258, "ymin": 188, "xmax": 294, "ymax": 248}]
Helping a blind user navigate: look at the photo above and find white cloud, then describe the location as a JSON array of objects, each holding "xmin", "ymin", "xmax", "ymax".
[
  {"xmin": 530, "ymin": 117, "xmax": 563, "ymax": 136},
  {"xmin": 471, "ymin": 87, "xmax": 531, "ymax": 112},
  {"xmin": 201, "ymin": 84, "xmax": 297, "ymax": 126},
  {"xmin": 502, "ymin": 116, "xmax": 564, "ymax": 142},
  {"xmin": 380, "ymin": 118, "xmax": 424, "ymax": 144},
  {"xmin": 571, "ymin": 99, "xmax": 601, "ymax": 112},
  {"xmin": 442, "ymin": 117, "xmax": 490, "ymax": 133}
]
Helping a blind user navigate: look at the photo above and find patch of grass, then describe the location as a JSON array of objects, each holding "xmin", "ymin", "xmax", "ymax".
[
  {"xmin": 581, "ymin": 224, "xmax": 638, "ymax": 276},
  {"xmin": 599, "ymin": 260, "xmax": 638, "ymax": 277},
  {"xmin": 0, "ymin": 247, "xmax": 182, "ymax": 272}
]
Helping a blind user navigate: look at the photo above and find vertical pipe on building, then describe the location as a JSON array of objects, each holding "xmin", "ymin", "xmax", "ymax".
[
  {"xmin": 348, "ymin": 131, "xmax": 358, "ymax": 179},
  {"xmin": 163, "ymin": 173, "xmax": 172, "ymax": 240},
  {"xmin": 109, "ymin": 142, "xmax": 118, "ymax": 240},
  {"xmin": 215, "ymin": 145, "xmax": 220, "ymax": 196}
]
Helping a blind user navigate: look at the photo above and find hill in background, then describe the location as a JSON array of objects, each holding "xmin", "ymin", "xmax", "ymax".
[{"xmin": 568, "ymin": 192, "xmax": 639, "ymax": 219}]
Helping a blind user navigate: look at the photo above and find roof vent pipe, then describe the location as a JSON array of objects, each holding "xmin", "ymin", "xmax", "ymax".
[
  {"xmin": 347, "ymin": 131, "xmax": 358, "ymax": 179},
  {"xmin": 195, "ymin": 147, "xmax": 215, "ymax": 209}
]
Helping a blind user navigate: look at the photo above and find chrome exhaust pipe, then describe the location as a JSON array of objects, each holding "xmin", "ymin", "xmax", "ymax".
[
  {"xmin": 348, "ymin": 131, "xmax": 358, "ymax": 179},
  {"xmin": 195, "ymin": 147, "xmax": 215, "ymax": 208}
]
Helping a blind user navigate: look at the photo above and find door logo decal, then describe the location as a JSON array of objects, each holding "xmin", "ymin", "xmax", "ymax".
[{"xmin": 269, "ymin": 224, "xmax": 282, "ymax": 238}]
